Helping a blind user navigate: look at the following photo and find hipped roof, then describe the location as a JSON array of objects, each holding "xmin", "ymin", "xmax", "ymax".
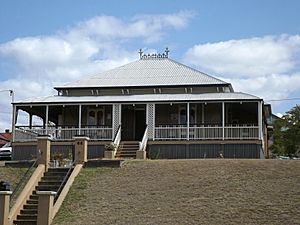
[{"xmin": 55, "ymin": 58, "xmax": 230, "ymax": 89}]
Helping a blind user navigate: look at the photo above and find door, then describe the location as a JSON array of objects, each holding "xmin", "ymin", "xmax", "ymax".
[{"xmin": 121, "ymin": 104, "xmax": 146, "ymax": 141}]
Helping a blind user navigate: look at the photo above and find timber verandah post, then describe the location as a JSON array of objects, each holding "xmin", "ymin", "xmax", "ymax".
[
  {"xmin": 258, "ymin": 101, "xmax": 263, "ymax": 140},
  {"xmin": 45, "ymin": 105, "xmax": 49, "ymax": 135},
  {"xmin": 222, "ymin": 102, "xmax": 225, "ymax": 140},
  {"xmin": 78, "ymin": 104, "xmax": 82, "ymax": 135},
  {"xmin": 187, "ymin": 103, "xmax": 190, "ymax": 140}
]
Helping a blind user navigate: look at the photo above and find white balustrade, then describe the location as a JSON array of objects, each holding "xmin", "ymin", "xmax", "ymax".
[
  {"xmin": 154, "ymin": 124, "xmax": 259, "ymax": 140},
  {"xmin": 15, "ymin": 126, "xmax": 113, "ymax": 141}
]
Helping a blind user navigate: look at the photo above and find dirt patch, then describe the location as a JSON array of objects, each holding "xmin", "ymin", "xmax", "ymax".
[{"xmin": 53, "ymin": 160, "xmax": 300, "ymax": 225}]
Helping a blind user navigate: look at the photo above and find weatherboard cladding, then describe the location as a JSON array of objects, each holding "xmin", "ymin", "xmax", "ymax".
[
  {"xmin": 55, "ymin": 58, "xmax": 227, "ymax": 89},
  {"xmin": 15, "ymin": 92, "xmax": 261, "ymax": 105}
]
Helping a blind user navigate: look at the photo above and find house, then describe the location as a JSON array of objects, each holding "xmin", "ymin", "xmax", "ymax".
[{"xmin": 12, "ymin": 48, "xmax": 267, "ymax": 160}]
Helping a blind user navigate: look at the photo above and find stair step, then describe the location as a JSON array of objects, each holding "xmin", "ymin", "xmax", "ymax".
[
  {"xmin": 47, "ymin": 168, "xmax": 70, "ymax": 172},
  {"xmin": 120, "ymin": 145, "xmax": 139, "ymax": 148},
  {"xmin": 116, "ymin": 152, "xmax": 136, "ymax": 154},
  {"xmin": 43, "ymin": 172, "xmax": 68, "ymax": 177},
  {"xmin": 41, "ymin": 176, "xmax": 65, "ymax": 181},
  {"xmin": 20, "ymin": 209, "xmax": 38, "ymax": 215},
  {"xmin": 117, "ymin": 150, "xmax": 138, "ymax": 153},
  {"xmin": 13, "ymin": 220, "xmax": 37, "ymax": 225},
  {"xmin": 23, "ymin": 204, "xmax": 38, "ymax": 210},
  {"xmin": 36, "ymin": 185, "xmax": 60, "ymax": 192},
  {"xmin": 26, "ymin": 199, "xmax": 38, "ymax": 205},
  {"xmin": 38, "ymin": 181, "xmax": 63, "ymax": 186},
  {"xmin": 17, "ymin": 214, "xmax": 37, "ymax": 220},
  {"xmin": 29, "ymin": 195, "xmax": 39, "ymax": 200}
]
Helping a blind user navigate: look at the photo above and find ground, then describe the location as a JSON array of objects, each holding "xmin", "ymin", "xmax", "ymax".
[
  {"xmin": 52, "ymin": 159, "xmax": 300, "ymax": 225},
  {"xmin": 0, "ymin": 163, "xmax": 27, "ymax": 190}
]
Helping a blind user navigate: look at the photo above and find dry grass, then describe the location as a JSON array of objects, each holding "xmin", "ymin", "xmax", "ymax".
[
  {"xmin": 53, "ymin": 160, "xmax": 300, "ymax": 225},
  {"xmin": 0, "ymin": 166, "xmax": 27, "ymax": 189}
]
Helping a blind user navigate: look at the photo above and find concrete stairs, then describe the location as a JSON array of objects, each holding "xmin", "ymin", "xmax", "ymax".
[
  {"xmin": 13, "ymin": 167, "xmax": 73, "ymax": 225},
  {"xmin": 115, "ymin": 141, "xmax": 139, "ymax": 158}
]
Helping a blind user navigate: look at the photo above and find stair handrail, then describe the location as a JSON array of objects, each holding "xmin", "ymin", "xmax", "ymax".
[
  {"xmin": 113, "ymin": 125, "xmax": 121, "ymax": 147},
  {"xmin": 54, "ymin": 162, "xmax": 75, "ymax": 203},
  {"xmin": 111, "ymin": 125, "xmax": 121, "ymax": 156},
  {"xmin": 10, "ymin": 159, "xmax": 38, "ymax": 205},
  {"xmin": 139, "ymin": 125, "xmax": 148, "ymax": 152}
]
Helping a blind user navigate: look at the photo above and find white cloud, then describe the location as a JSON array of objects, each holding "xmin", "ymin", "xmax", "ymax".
[
  {"xmin": 185, "ymin": 35, "xmax": 300, "ymax": 77},
  {"xmin": 0, "ymin": 11, "xmax": 194, "ymax": 131},
  {"xmin": 184, "ymin": 35, "xmax": 300, "ymax": 111}
]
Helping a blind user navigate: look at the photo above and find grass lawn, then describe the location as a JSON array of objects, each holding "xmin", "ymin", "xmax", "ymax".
[
  {"xmin": 52, "ymin": 159, "xmax": 300, "ymax": 225},
  {"xmin": 0, "ymin": 166, "xmax": 27, "ymax": 190}
]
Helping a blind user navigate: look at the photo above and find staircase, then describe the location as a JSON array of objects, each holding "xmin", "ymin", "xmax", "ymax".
[
  {"xmin": 13, "ymin": 167, "xmax": 73, "ymax": 225},
  {"xmin": 115, "ymin": 141, "xmax": 139, "ymax": 158}
]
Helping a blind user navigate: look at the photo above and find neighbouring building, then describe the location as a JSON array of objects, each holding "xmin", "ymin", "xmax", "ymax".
[
  {"xmin": 0, "ymin": 129, "xmax": 12, "ymax": 147},
  {"xmin": 12, "ymin": 49, "xmax": 269, "ymax": 160}
]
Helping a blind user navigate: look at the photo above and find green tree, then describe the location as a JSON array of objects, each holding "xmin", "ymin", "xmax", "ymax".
[{"xmin": 271, "ymin": 105, "xmax": 300, "ymax": 157}]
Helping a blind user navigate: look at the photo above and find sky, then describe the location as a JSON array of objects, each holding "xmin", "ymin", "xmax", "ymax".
[{"xmin": 0, "ymin": 0, "xmax": 300, "ymax": 131}]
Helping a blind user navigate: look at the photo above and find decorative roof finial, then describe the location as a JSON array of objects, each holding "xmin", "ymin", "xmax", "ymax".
[
  {"xmin": 138, "ymin": 48, "xmax": 143, "ymax": 59},
  {"xmin": 165, "ymin": 47, "xmax": 169, "ymax": 58},
  {"xmin": 139, "ymin": 48, "xmax": 170, "ymax": 60}
]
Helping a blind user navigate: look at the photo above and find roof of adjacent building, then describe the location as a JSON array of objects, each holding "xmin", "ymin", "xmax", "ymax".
[
  {"xmin": 55, "ymin": 58, "xmax": 229, "ymax": 89},
  {"xmin": 0, "ymin": 132, "xmax": 12, "ymax": 145},
  {"xmin": 15, "ymin": 92, "xmax": 261, "ymax": 105}
]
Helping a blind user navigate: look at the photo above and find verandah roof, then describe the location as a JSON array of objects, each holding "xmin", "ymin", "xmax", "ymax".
[{"xmin": 14, "ymin": 92, "xmax": 261, "ymax": 105}]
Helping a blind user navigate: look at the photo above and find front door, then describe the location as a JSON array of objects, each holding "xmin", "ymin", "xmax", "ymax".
[{"xmin": 121, "ymin": 104, "xmax": 146, "ymax": 141}]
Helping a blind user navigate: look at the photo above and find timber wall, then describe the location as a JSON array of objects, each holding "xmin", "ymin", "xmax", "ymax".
[
  {"xmin": 12, "ymin": 143, "xmax": 105, "ymax": 160},
  {"xmin": 147, "ymin": 143, "xmax": 263, "ymax": 159}
]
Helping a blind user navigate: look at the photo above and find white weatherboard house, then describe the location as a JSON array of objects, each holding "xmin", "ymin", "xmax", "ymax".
[{"xmin": 12, "ymin": 49, "xmax": 268, "ymax": 159}]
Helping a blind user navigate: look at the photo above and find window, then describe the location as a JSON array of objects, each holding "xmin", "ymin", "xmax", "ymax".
[{"xmin": 87, "ymin": 106, "xmax": 112, "ymax": 126}]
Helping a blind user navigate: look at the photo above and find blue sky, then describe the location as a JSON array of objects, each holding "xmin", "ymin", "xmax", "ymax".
[{"xmin": 0, "ymin": 0, "xmax": 300, "ymax": 130}]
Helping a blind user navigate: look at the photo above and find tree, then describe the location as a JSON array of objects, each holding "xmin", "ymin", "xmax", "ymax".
[{"xmin": 271, "ymin": 105, "xmax": 300, "ymax": 157}]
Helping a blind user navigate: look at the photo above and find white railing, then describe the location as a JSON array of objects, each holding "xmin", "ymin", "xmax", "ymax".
[
  {"xmin": 15, "ymin": 126, "xmax": 113, "ymax": 141},
  {"xmin": 154, "ymin": 124, "xmax": 259, "ymax": 140},
  {"xmin": 53, "ymin": 127, "xmax": 79, "ymax": 140},
  {"xmin": 113, "ymin": 125, "xmax": 122, "ymax": 147},
  {"xmin": 139, "ymin": 126, "xmax": 148, "ymax": 151},
  {"xmin": 224, "ymin": 126, "xmax": 259, "ymax": 139},
  {"xmin": 155, "ymin": 125, "xmax": 187, "ymax": 140},
  {"xmin": 189, "ymin": 126, "xmax": 223, "ymax": 140},
  {"xmin": 81, "ymin": 127, "xmax": 112, "ymax": 140}
]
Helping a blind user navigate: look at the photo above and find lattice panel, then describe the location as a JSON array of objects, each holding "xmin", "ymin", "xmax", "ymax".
[
  {"xmin": 113, "ymin": 104, "xmax": 121, "ymax": 138},
  {"xmin": 147, "ymin": 103, "xmax": 155, "ymax": 140}
]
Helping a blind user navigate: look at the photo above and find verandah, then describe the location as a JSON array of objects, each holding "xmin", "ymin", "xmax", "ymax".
[{"xmin": 13, "ymin": 101, "xmax": 262, "ymax": 142}]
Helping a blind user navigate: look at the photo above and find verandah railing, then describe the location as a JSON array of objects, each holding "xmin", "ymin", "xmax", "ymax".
[
  {"xmin": 155, "ymin": 124, "xmax": 259, "ymax": 140},
  {"xmin": 15, "ymin": 124, "xmax": 259, "ymax": 141},
  {"xmin": 15, "ymin": 125, "xmax": 113, "ymax": 141}
]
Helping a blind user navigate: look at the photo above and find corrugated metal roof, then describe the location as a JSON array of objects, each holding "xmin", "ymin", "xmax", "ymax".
[
  {"xmin": 55, "ymin": 58, "xmax": 228, "ymax": 89},
  {"xmin": 15, "ymin": 92, "xmax": 261, "ymax": 105}
]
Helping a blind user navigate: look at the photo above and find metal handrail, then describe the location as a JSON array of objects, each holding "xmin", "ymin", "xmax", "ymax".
[
  {"xmin": 10, "ymin": 160, "xmax": 38, "ymax": 204},
  {"xmin": 54, "ymin": 162, "xmax": 75, "ymax": 203}
]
